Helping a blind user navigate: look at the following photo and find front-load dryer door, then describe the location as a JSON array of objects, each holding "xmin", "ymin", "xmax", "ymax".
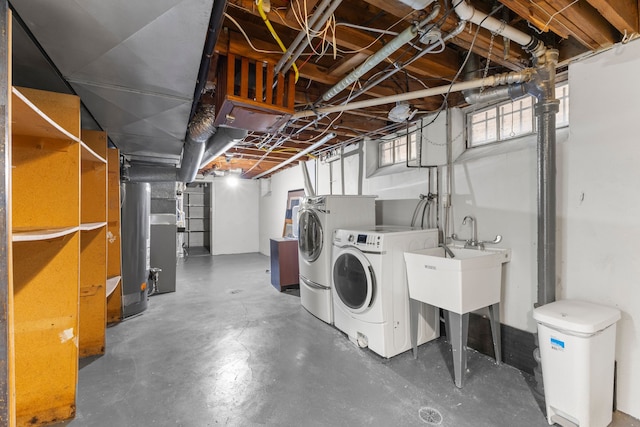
[
  {"xmin": 298, "ymin": 209, "xmax": 323, "ymax": 263},
  {"xmin": 333, "ymin": 248, "xmax": 375, "ymax": 314}
]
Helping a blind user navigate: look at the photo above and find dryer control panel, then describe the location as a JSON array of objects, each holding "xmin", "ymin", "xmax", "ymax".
[
  {"xmin": 334, "ymin": 229, "xmax": 383, "ymax": 251},
  {"xmin": 334, "ymin": 226, "xmax": 439, "ymax": 253}
]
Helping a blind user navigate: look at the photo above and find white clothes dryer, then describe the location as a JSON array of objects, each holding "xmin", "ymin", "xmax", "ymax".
[
  {"xmin": 297, "ymin": 195, "xmax": 376, "ymax": 324},
  {"xmin": 331, "ymin": 226, "xmax": 439, "ymax": 358}
]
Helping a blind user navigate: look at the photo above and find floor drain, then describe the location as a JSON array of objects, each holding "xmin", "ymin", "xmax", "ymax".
[
  {"xmin": 419, "ymin": 407, "xmax": 443, "ymax": 425},
  {"xmin": 230, "ymin": 289, "xmax": 243, "ymax": 294}
]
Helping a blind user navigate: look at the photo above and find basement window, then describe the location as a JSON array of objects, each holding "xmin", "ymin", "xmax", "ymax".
[
  {"xmin": 467, "ymin": 82, "xmax": 569, "ymax": 147},
  {"xmin": 378, "ymin": 131, "xmax": 418, "ymax": 167}
]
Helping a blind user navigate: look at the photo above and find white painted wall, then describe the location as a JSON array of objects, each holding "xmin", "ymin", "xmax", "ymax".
[
  {"xmin": 560, "ymin": 40, "xmax": 640, "ymax": 418},
  {"xmin": 211, "ymin": 178, "xmax": 260, "ymax": 255},
  {"xmin": 258, "ymin": 165, "xmax": 306, "ymax": 255},
  {"xmin": 259, "ymin": 39, "xmax": 640, "ymax": 418}
]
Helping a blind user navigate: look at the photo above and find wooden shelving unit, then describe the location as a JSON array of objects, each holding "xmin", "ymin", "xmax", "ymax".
[
  {"xmin": 78, "ymin": 130, "xmax": 107, "ymax": 358},
  {"xmin": 11, "ymin": 86, "xmax": 82, "ymax": 425},
  {"xmin": 106, "ymin": 148, "xmax": 122, "ymax": 324},
  {"xmin": 8, "ymin": 86, "xmax": 115, "ymax": 425}
]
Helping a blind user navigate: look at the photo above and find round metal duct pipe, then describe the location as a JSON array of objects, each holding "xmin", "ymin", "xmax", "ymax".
[{"xmin": 199, "ymin": 127, "xmax": 248, "ymax": 169}]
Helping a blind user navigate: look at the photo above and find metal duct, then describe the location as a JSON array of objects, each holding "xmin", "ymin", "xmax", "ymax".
[
  {"xmin": 127, "ymin": 105, "xmax": 222, "ymax": 183},
  {"xmin": 462, "ymin": 52, "xmax": 527, "ymax": 105},
  {"xmin": 463, "ymin": 84, "xmax": 528, "ymax": 105},
  {"xmin": 125, "ymin": 166, "xmax": 180, "ymax": 182},
  {"xmin": 189, "ymin": 0, "xmax": 227, "ymax": 121},
  {"xmin": 177, "ymin": 105, "xmax": 217, "ymax": 183},
  {"xmin": 199, "ymin": 127, "xmax": 248, "ymax": 169},
  {"xmin": 299, "ymin": 161, "xmax": 316, "ymax": 197}
]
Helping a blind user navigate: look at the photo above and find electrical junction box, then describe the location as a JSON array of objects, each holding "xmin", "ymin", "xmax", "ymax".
[{"xmin": 407, "ymin": 107, "xmax": 465, "ymax": 167}]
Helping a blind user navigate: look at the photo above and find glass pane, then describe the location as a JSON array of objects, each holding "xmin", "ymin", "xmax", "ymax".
[
  {"xmin": 500, "ymin": 97, "xmax": 533, "ymax": 139},
  {"xmin": 469, "ymin": 109, "xmax": 497, "ymax": 146},
  {"xmin": 379, "ymin": 140, "xmax": 394, "ymax": 166},
  {"xmin": 395, "ymin": 137, "xmax": 407, "ymax": 163},
  {"xmin": 408, "ymin": 132, "xmax": 418, "ymax": 160},
  {"xmin": 557, "ymin": 84, "xmax": 569, "ymax": 127},
  {"xmin": 333, "ymin": 253, "xmax": 368, "ymax": 309}
]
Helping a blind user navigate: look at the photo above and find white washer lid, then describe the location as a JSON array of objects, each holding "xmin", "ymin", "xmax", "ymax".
[{"xmin": 533, "ymin": 299, "xmax": 621, "ymax": 334}]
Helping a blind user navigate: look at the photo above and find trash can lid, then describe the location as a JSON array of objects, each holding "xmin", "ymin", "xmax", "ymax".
[{"xmin": 533, "ymin": 299, "xmax": 621, "ymax": 334}]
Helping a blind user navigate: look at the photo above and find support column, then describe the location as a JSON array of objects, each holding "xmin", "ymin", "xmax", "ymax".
[{"xmin": 0, "ymin": 2, "xmax": 11, "ymax": 424}]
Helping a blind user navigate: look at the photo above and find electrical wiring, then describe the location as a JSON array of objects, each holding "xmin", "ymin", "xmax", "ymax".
[
  {"xmin": 257, "ymin": 0, "xmax": 300, "ymax": 82},
  {"xmin": 223, "ymin": 13, "xmax": 283, "ymax": 54},
  {"xmin": 527, "ymin": 0, "xmax": 579, "ymax": 34}
]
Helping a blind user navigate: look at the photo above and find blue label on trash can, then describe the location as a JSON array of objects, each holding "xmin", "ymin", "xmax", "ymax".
[{"xmin": 550, "ymin": 337, "xmax": 565, "ymax": 350}]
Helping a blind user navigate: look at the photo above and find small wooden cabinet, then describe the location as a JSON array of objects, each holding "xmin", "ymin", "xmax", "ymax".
[{"xmin": 269, "ymin": 238, "xmax": 299, "ymax": 291}]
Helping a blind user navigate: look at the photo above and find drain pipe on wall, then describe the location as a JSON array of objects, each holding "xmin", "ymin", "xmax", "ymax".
[
  {"xmin": 529, "ymin": 50, "xmax": 560, "ymax": 307},
  {"xmin": 452, "ymin": 1, "xmax": 557, "ymax": 307}
]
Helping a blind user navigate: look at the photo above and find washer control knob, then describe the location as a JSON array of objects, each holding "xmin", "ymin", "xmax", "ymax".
[{"xmin": 348, "ymin": 234, "xmax": 355, "ymax": 242}]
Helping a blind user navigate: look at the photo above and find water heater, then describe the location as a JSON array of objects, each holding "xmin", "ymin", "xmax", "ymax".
[{"xmin": 121, "ymin": 182, "xmax": 151, "ymax": 317}]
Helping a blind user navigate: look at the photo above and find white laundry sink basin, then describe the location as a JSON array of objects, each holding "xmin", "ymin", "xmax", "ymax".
[{"xmin": 404, "ymin": 246, "xmax": 511, "ymax": 314}]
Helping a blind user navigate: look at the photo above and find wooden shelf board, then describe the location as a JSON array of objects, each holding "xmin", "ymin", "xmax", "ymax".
[
  {"xmin": 12, "ymin": 87, "xmax": 81, "ymax": 143},
  {"xmin": 81, "ymin": 141, "xmax": 107, "ymax": 163},
  {"xmin": 106, "ymin": 276, "xmax": 121, "ymax": 297},
  {"xmin": 80, "ymin": 222, "xmax": 107, "ymax": 231},
  {"xmin": 12, "ymin": 226, "xmax": 79, "ymax": 242}
]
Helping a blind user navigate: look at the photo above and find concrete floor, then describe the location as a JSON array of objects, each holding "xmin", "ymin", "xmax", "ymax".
[{"xmin": 61, "ymin": 253, "xmax": 638, "ymax": 426}]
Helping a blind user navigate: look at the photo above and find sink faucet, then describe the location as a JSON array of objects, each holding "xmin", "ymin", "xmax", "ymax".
[
  {"xmin": 462, "ymin": 215, "xmax": 478, "ymax": 248},
  {"xmin": 451, "ymin": 215, "xmax": 503, "ymax": 250}
]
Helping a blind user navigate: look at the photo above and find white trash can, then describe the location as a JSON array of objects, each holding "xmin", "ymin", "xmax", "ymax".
[{"xmin": 533, "ymin": 299, "xmax": 621, "ymax": 427}]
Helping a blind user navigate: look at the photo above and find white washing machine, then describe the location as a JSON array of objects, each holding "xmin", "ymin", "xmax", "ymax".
[
  {"xmin": 331, "ymin": 226, "xmax": 439, "ymax": 358},
  {"xmin": 297, "ymin": 195, "xmax": 376, "ymax": 324}
]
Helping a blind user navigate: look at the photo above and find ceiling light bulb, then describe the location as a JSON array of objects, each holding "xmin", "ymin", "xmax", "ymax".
[{"xmin": 226, "ymin": 176, "xmax": 239, "ymax": 187}]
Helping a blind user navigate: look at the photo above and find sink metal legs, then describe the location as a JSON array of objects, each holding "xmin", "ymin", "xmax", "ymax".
[
  {"xmin": 447, "ymin": 310, "xmax": 470, "ymax": 388},
  {"xmin": 410, "ymin": 300, "xmax": 502, "ymax": 388},
  {"xmin": 488, "ymin": 303, "xmax": 502, "ymax": 365},
  {"xmin": 410, "ymin": 299, "xmax": 420, "ymax": 359}
]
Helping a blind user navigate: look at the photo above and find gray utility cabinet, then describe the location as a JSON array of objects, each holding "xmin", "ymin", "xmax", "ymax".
[{"xmin": 150, "ymin": 214, "xmax": 177, "ymax": 293}]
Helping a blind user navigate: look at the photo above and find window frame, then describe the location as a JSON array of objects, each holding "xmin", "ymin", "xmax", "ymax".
[
  {"xmin": 376, "ymin": 127, "xmax": 418, "ymax": 168},
  {"xmin": 466, "ymin": 81, "xmax": 569, "ymax": 148}
]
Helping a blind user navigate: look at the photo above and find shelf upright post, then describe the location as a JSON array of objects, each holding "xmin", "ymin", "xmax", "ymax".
[{"xmin": 0, "ymin": 2, "xmax": 12, "ymax": 425}]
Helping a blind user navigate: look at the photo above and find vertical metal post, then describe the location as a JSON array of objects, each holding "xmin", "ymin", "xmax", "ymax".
[
  {"xmin": 532, "ymin": 49, "xmax": 560, "ymax": 306},
  {"xmin": 536, "ymin": 98, "xmax": 559, "ymax": 306},
  {"xmin": 0, "ymin": 1, "xmax": 10, "ymax": 424}
]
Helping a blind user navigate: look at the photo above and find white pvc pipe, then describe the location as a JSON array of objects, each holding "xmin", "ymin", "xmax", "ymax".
[
  {"xmin": 294, "ymin": 71, "xmax": 531, "ymax": 118},
  {"xmin": 453, "ymin": 0, "xmax": 533, "ymax": 47},
  {"xmin": 253, "ymin": 133, "xmax": 336, "ymax": 178}
]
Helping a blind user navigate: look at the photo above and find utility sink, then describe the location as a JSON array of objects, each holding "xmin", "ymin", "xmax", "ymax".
[{"xmin": 404, "ymin": 246, "xmax": 511, "ymax": 314}]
